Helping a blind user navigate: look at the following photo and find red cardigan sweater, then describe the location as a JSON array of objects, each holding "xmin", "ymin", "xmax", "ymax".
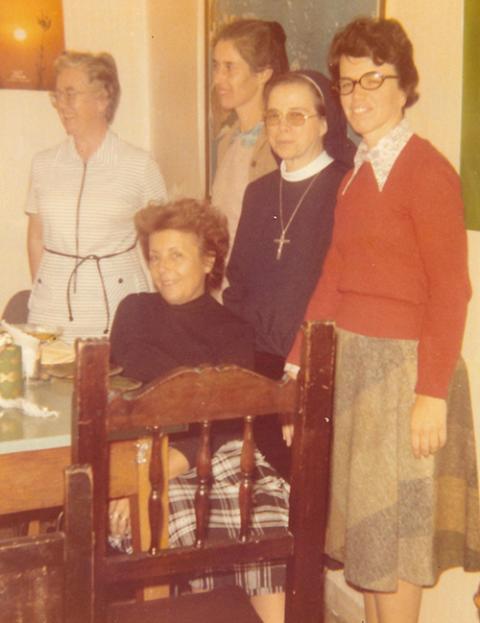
[{"xmin": 290, "ymin": 135, "xmax": 471, "ymax": 399}]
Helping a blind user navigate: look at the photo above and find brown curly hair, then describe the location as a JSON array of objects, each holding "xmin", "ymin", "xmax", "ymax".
[
  {"xmin": 135, "ymin": 199, "xmax": 229, "ymax": 291},
  {"xmin": 328, "ymin": 17, "xmax": 419, "ymax": 108}
]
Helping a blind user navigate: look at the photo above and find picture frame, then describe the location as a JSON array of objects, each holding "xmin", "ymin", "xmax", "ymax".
[{"xmin": 0, "ymin": 0, "xmax": 65, "ymax": 91}]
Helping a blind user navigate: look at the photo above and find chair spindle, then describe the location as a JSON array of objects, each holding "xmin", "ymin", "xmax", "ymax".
[
  {"xmin": 148, "ymin": 427, "xmax": 165, "ymax": 554},
  {"xmin": 239, "ymin": 416, "xmax": 255, "ymax": 543},
  {"xmin": 195, "ymin": 421, "xmax": 212, "ymax": 547}
]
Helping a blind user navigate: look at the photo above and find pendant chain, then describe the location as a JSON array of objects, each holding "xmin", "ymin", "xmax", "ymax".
[{"xmin": 274, "ymin": 171, "xmax": 321, "ymax": 260}]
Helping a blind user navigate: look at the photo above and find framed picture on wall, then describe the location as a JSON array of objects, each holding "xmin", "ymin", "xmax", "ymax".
[
  {"xmin": 204, "ymin": 0, "xmax": 386, "ymax": 196},
  {"xmin": 0, "ymin": 0, "xmax": 65, "ymax": 91}
]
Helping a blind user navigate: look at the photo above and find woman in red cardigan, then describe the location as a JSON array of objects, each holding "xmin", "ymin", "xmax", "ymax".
[{"xmin": 288, "ymin": 17, "xmax": 480, "ymax": 623}]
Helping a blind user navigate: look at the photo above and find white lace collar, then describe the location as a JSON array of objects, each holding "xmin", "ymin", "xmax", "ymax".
[{"xmin": 343, "ymin": 118, "xmax": 413, "ymax": 193}]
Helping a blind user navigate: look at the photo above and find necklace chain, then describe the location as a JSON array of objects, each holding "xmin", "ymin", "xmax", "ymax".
[{"xmin": 274, "ymin": 171, "xmax": 322, "ymax": 260}]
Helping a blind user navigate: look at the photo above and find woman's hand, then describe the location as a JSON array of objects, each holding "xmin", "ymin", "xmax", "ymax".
[
  {"xmin": 27, "ymin": 214, "xmax": 44, "ymax": 280},
  {"xmin": 280, "ymin": 367, "xmax": 299, "ymax": 447},
  {"xmin": 282, "ymin": 424, "xmax": 294, "ymax": 447},
  {"xmin": 109, "ymin": 497, "xmax": 131, "ymax": 538},
  {"xmin": 410, "ymin": 394, "xmax": 447, "ymax": 459}
]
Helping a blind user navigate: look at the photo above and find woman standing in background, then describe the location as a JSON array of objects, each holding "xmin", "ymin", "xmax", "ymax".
[
  {"xmin": 26, "ymin": 51, "xmax": 166, "ymax": 342},
  {"xmin": 211, "ymin": 18, "xmax": 289, "ymax": 245}
]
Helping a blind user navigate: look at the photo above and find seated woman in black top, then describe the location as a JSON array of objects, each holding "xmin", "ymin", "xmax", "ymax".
[
  {"xmin": 110, "ymin": 199, "xmax": 288, "ymax": 623},
  {"xmin": 110, "ymin": 198, "xmax": 253, "ymax": 474}
]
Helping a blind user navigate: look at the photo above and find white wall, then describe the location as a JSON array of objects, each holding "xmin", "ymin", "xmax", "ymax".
[
  {"xmin": 0, "ymin": 0, "xmax": 152, "ymax": 311},
  {"xmin": 147, "ymin": 0, "xmax": 206, "ymax": 199}
]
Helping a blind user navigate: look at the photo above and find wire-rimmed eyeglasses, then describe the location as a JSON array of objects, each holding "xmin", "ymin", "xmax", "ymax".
[
  {"xmin": 49, "ymin": 89, "xmax": 95, "ymax": 106},
  {"xmin": 334, "ymin": 71, "xmax": 400, "ymax": 96},
  {"xmin": 264, "ymin": 110, "xmax": 318, "ymax": 128}
]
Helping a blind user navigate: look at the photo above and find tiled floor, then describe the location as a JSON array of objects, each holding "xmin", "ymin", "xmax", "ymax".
[
  {"xmin": 325, "ymin": 610, "xmax": 362, "ymax": 623},
  {"xmin": 325, "ymin": 610, "xmax": 345, "ymax": 623}
]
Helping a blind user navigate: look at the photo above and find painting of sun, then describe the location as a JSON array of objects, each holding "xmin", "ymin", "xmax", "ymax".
[{"xmin": 0, "ymin": 0, "xmax": 64, "ymax": 91}]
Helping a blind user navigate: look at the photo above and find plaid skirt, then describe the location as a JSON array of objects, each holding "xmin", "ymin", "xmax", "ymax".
[
  {"xmin": 326, "ymin": 329, "xmax": 480, "ymax": 592},
  {"xmin": 168, "ymin": 439, "xmax": 290, "ymax": 595}
]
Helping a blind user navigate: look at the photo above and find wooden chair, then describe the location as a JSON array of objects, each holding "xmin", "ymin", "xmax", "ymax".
[
  {"xmin": 0, "ymin": 465, "xmax": 93, "ymax": 623},
  {"xmin": 2, "ymin": 289, "xmax": 31, "ymax": 324},
  {"xmin": 72, "ymin": 320, "xmax": 336, "ymax": 623}
]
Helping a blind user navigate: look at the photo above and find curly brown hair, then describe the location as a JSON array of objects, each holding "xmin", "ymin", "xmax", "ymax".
[
  {"xmin": 328, "ymin": 17, "xmax": 419, "ymax": 108},
  {"xmin": 135, "ymin": 199, "xmax": 229, "ymax": 291}
]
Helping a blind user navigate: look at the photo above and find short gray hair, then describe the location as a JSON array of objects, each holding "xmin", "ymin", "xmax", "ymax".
[{"xmin": 54, "ymin": 51, "xmax": 121, "ymax": 123}]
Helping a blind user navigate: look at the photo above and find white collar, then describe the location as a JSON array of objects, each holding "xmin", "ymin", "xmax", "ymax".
[
  {"xmin": 343, "ymin": 118, "xmax": 413, "ymax": 193},
  {"xmin": 62, "ymin": 129, "xmax": 116, "ymax": 164},
  {"xmin": 280, "ymin": 150, "xmax": 333, "ymax": 182}
]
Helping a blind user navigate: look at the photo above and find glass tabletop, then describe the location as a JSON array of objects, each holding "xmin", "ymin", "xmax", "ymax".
[
  {"xmin": 0, "ymin": 378, "xmax": 72, "ymax": 454},
  {"xmin": 0, "ymin": 377, "xmax": 186, "ymax": 454}
]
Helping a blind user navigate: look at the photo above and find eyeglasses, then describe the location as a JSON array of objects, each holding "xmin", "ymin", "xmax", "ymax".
[
  {"xmin": 264, "ymin": 110, "xmax": 318, "ymax": 128},
  {"xmin": 49, "ymin": 89, "xmax": 95, "ymax": 106},
  {"xmin": 334, "ymin": 71, "xmax": 399, "ymax": 96}
]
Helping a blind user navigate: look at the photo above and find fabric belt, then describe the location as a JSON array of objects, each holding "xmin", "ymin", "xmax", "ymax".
[{"xmin": 44, "ymin": 241, "xmax": 137, "ymax": 334}]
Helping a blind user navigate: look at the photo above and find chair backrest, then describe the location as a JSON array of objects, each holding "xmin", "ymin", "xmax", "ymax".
[
  {"xmin": 72, "ymin": 320, "xmax": 335, "ymax": 623},
  {"xmin": 0, "ymin": 466, "xmax": 93, "ymax": 623},
  {"xmin": 2, "ymin": 289, "xmax": 31, "ymax": 324}
]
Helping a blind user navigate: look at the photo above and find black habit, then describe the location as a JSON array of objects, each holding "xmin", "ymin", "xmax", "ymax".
[{"xmin": 224, "ymin": 161, "xmax": 348, "ymax": 360}]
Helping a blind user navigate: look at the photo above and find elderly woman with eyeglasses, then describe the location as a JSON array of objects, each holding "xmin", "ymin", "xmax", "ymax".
[
  {"xmin": 26, "ymin": 51, "xmax": 166, "ymax": 343},
  {"xmin": 288, "ymin": 18, "xmax": 480, "ymax": 623},
  {"xmin": 223, "ymin": 70, "xmax": 354, "ymax": 476}
]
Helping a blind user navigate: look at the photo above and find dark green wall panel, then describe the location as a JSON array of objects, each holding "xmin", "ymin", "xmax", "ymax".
[
  {"xmin": 211, "ymin": 0, "xmax": 378, "ymax": 73},
  {"xmin": 461, "ymin": 0, "xmax": 480, "ymax": 231}
]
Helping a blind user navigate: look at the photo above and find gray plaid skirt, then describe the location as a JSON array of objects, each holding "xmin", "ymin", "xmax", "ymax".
[
  {"xmin": 326, "ymin": 329, "xmax": 480, "ymax": 592},
  {"xmin": 168, "ymin": 439, "xmax": 290, "ymax": 595}
]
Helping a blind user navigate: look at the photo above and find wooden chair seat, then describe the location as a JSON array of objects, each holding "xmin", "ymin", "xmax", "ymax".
[
  {"xmin": 108, "ymin": 585, "xmax": 262, "ymax": 622},
  {"xmin": 72, "ymin": 321, "xmax": 336, "ymax": 623}
]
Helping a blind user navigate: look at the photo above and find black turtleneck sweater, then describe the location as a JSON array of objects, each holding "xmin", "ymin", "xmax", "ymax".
[
  {"xmin": 110, "ymin": 292, "xmax": 254, "ymax": 465},
  {"xmin": 110, "ymin": 292, "xmax": 254, "ymax": 382}
]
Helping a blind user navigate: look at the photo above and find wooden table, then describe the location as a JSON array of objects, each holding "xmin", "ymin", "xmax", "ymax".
[
  {"xmin": 0, "ymin": 378, "xmax": 140, "ymax": 516},
  {"xmin": 0, "ymin": 376, "xmax": 170, "ymax": 598}
]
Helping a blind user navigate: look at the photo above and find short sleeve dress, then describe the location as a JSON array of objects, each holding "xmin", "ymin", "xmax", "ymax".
[{"xmin": 25, "ymin": 130, "xmax": 167, "ymax": 342}]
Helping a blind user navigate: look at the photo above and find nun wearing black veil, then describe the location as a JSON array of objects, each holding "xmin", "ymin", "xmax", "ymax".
[{"xmin": 223, "ymin": 70, "xmax": 354, "ymax": 476}]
